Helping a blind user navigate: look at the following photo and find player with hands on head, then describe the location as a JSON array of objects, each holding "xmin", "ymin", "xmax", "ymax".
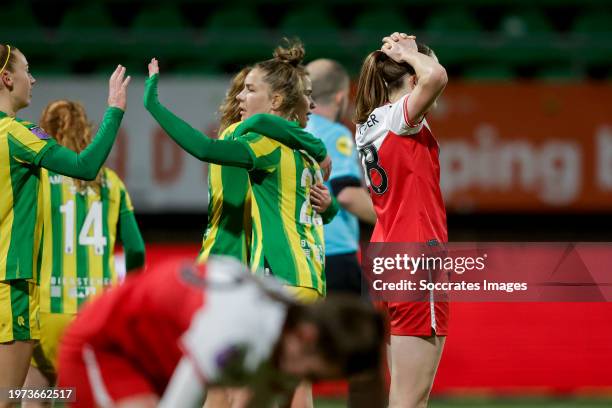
[
  {"xmin": 0, "ymin": 43, "xmax": 129, "ymax": 400},
  {"xmin": 354, "ymin": 32, "xmax": 448, "ymax": 408}
]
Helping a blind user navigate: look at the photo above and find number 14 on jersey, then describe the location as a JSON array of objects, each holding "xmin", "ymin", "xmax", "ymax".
[{"xmin": 59, "ymin": 200, "xmax": 108, "ymax": 255}]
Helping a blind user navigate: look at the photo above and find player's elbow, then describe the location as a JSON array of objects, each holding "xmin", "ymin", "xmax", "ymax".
[
  {"xmin": 422, "ymin": 66, "xmax": 448, "ymax": 92},
  {"xmin": 80, "ymin": 170, "xmax": 98, "ymax": 181},
  {"xmin": 337, "ymin": 189, "xmax": 354, "ymax": 209}
]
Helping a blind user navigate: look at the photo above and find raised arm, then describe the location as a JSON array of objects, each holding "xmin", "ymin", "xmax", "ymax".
[
  {"xmin": 382, "ymin": 33, "xmax": 447, "ymax": 125},
  {"xmin": 143, "ymin": 58, "xmax": 254, "ymax": 168},
  {"xmin": 39, "ymin": 65, "xmax": 130, "ymax": 180}
]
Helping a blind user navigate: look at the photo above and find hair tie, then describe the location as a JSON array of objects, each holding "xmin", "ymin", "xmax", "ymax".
[{"xmin": 0, "ymin": 45, "xmax": 11, "ymax": 74}]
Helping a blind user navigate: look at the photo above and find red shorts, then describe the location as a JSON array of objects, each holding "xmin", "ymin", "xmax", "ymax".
[
  {"xmin": 57, "ymin": 338, "xmax": 157, "ymax": 407},
  {"xmin": 381, "ymin": 300, "xmax": 449, "ymax": 337}
]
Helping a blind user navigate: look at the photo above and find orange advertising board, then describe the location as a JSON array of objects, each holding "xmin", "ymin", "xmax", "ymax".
[{"xmin": 424, "ymin": 83, "xmax": 612, "ymax": 212}]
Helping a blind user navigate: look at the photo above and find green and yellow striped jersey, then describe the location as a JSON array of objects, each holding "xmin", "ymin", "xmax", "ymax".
[
  {"xmin": 240, "ymin": 134, "xmax": 326, "ymax": 296},
  {"xmin": 0, "ymin": 111, "xmax": 57, "ymax": 281},
  {"xmin": 197, "ymin": 122, "xmax": 252, "ymax": 264},
  {"xmin": 38, "ymin": 168, "xmax": 134, "ymax": 314}
]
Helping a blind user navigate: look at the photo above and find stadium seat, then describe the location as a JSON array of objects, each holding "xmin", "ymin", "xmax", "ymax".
[
  {"xmin": 2, "ymin": 2, "xmax": 39, "ymax": 29},
  {"xmin": 280, "ymin": 6, "xmax": 339, "ymax": 33},
  {"xmin": 353, "ymin": 9, "xmax": 413, "ymax": 37},
  {"xmin": 572, "ymin": 10, "xmax": 612, "ymax": 34},
  {"xmin": 0, "ymin": 3, "xmax": 45, "ymax": 61},
  {"xmin": 425, "ymin": 8, "xmax": 482, "ymax": 34},
  {"xmin": 571, "ymin": 10, "xmax": 612, "ymax": 66},
  {"xmin": 499, "ymin": 9, "xmax": 554, "ymax": 37},
  {"xmin": 201, "ymin": 7, "xmax": 270, "ymax": 67},
  {"xmin": 204, "ymin": 7, "xmax": 264, "ymax": 30},
  {"xmin": 278, "ymin": 7, "xmax": 347, "ymax": 62},
  {"xmin": 131, "ymin": 5, "xmax": 188, "ymax": 31},
  {"xmin": 56, "ymin": 3, "xmax": 117, "ymax": 62},
  {"xmin": 352, "ymin": 9, "xmax": 413, "ymax": 58},
  {"xmin": 494, "ymin": 10, "xmax": 563, "ymax": 67},
  {"xmin": 424, "ymin": 9, "xmax": 483, "ymax": 65},
  {"xmin": 60, "ymin": 3, "xmax": 114, "ymax": 30},
  {"xmin": 129, "ymin": 5, "xmax": 193, "ymax": 60}
]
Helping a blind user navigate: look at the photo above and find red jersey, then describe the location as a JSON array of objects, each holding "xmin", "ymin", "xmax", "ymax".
[
  {"xmin": 355, "ymin": 94, "xmax": 447, "ymax": 244},
  {"xmin": 59, "ymin": 258, "xmax": 206, "ymax": 395},
  {"xmin": 57, "ymin": 257, "xmax": 289, "ymax": 406}
]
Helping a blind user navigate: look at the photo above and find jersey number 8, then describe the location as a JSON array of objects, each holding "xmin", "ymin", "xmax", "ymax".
[{"xmin": 359, "ymin": 144, "xmax": 388, "ymax": 194}]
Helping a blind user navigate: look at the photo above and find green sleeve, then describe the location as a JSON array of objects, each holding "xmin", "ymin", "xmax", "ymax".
[
  {"xmin": 39, "ymin": 107, "xmax": 124, "ymax": 180},
  {"xmin": 233, "ymin": 114, "xmax": 327, "ymax": 161},
  {"xmin": 118, "ymin": 211, "xmax": 145, "ymax": 272},
  {"xmin": 143, "ymin": 74, "xmax": 254, "ymax": 168},
  {"xmin": 320, "ymin": 195, "xmax": 340, "ymax": 225}
]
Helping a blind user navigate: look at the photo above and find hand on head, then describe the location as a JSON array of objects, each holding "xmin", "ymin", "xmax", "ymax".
[
  {"xmin": 107, "ymin": 65, "xmax": 131, "ymax": 111},
  {"xmin": 380, "ymin": 32, "xmax": 418, "ymax": 63}
]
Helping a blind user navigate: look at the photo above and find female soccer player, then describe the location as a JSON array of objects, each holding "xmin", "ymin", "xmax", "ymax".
[
  {"xmin": 144, "ymin": 41, "xmax": 338, "ymax": 304},
  {"xmin": 22, "ymin": 100, "xmax": 145, "ymax": 406},
  {"xmin": 57, "ymin": 256, "xmax": 385, "ymax": 408},
  {"xmin": 193, "ymin": 65, "xmax": 331, "ymax": 266},
  {"xmin": 0, "ymin": 44, "xmax": 129, "ymax": 396},
  {"xmin": 354, "ymin": 33, "xmax": 449, "ymax": 407}
]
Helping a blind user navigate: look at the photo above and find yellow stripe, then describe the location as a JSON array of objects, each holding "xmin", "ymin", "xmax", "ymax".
[
  {"xmin": 38, "ymin": 170, "xmax": 53, "ymax": 313},
  {"xmin": 8, "ymin": 121, "xmax": 48, "ymax": 155},
  {"xmin": 87, "ymin": 193, "xmax": 104, "ymax": 299},
  {"xmin": 249, "ymin": 137, "xmax": 279, "ymax": 158},
  {"xmin": 105, "ymin": 170, "xmax": 121, "ymax": 285},
  {"xmin": 279, "ymin": 148, "xmax": 312, "ymax": 287},
  {"xmin": 0, "ymin": 281, "xmax": 14, "ymax": 342},
  {"xmin": 304, "ymin": 159, "xmax": 325, "ymax": 291},
  {"xmin": 0, "ymin": 124, "xmax": 14, "ymax": 280},
  {"xmin": 242, "ymin": 186, "xmax": 252, "ymax": 263},
  {"xmin": 249, "ymin": 191, "xmax": 263, "ymax": 271},
  {"xmin": 32, "ymin": 176, "xmax": 45, "ymax": 284},
  {"xmin": 198, "ymin": 163, "xmax": 223, "ymax": 263},
  {"xmin": 28, "ymin": 282, "xmax": 39, "ymax": 340},
  {"xmin": 62, "ymin": 180, "xmax": 77, "ymax": 314},
  {"xmin": 197, "ymin": 125, "xmax": 236, "ymax": 264}
]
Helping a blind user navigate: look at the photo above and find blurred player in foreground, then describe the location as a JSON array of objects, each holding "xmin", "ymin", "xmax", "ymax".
[
  {"xmin": 354, "ymin": 33, "xmax": 448, "ymax": 408},
  {"xmin": 22, "ymin": 100, "xmax": 145, "ymax": 408},
  {"xmin": 56, "ymin": 257, "xmax": 385, "ymax": 408},
  {"xmin": 0, "ymin": 43, "xmax": 128, "ymax": 398}
]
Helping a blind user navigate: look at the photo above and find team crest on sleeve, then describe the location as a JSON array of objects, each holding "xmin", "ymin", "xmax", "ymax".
[
  {"xmin": 29, "ymin": 126, "xmax": 52, "ymax": 140},
  {"xmin": 336, "ymin": 136, "xmax": 354, "ymax": 157}
]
